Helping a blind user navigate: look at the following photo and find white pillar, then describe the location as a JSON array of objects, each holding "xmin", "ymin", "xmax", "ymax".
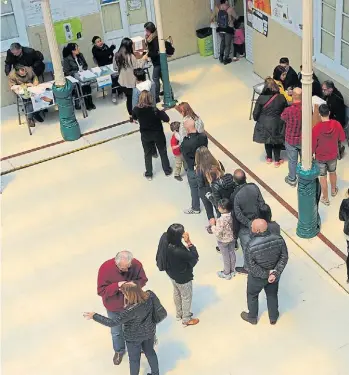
[
  {"xmin": 41, "ymin": 0, "xmax": 65, "ymax": 86},
  {"xmin": 153, "ymin": 0, "xmax": 165, "ymax": 54},
  {"xmin": 300, "ymin": 0, "xmax": 313, "ymax": 171}
]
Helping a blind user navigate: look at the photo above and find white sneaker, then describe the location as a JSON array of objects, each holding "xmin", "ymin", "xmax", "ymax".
[
  {"xmin": 217, "ymin": 271, "xmax": 232, "ymax": 280},
  {"xmin": 112, "ymin": 94, "xmax": 117, "ymax": 103},
  {"xmin": 183, "ymin": 208, "xmax": 200, "ymax": 214}
]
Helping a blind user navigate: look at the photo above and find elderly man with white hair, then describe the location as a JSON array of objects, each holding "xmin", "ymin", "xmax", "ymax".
[{"xmin": 97, "ymin": 251, "xmax": 148, "ymax": 366}]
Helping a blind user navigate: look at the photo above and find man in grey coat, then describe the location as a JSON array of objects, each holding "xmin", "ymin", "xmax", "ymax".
[
  {"xmin": 232, "ymin": 169, "xmax": 265, "ymax": 274},
  {"xmin": 241, "ymin": 219, "xmax": 288, "ymax": 325}
]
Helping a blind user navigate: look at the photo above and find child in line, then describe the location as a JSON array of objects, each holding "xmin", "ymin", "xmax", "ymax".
[
  {"xmin": 233, "ymin": 17, "xmax": 245, "ymax": 62},
  {"xmin": 170, "ymin": 121, "xmax": 184, "ymax": 182},
  {"xmin": 210, "ymin": 198, "xmax": 236, "ymax": 280}
]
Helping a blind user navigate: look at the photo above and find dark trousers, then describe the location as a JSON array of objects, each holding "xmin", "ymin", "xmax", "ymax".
[
  {"xmin": 111, "ymin": 75, "xmax": 121, "ymax": 95},
  {"xmin": 233, "ymin": 43, "xmax": 245, "ymax": 57},
  {"xmin": 200, "ymin": 188, "xmax": 215, "ymax": 220},
  {"xmin": 141, "ymin": 131, "xmax": 171, "ymax": 177},
  {"xmin": 122, "ymin": 87, "xmax": 133, "ymax": 115},
  {"xmin": 265, "ymin": 143, "xmax": 282, "ymax": 162},
  {"xmin": 247, "ymin": 274, "xmax": 279, "ymax": 321},
  {"xmin": 152, "ymin": 64, "xmax": 162, "ymax": 101},
  {"xmin": 219, "ymin": 32, "xmax": 233, "ymax": 60},
  {"xmin": 346, "ymin": 241, "xmax": 349, "ymax": 280},
  {"xmin": 33, "ymin": 61, "xmax": 45, "ymax": 77},
  {"xmin": 81, "ymin": 84, "xmax": 94, "ymax": 109},
  {"xmin": 126, "ymin": 337, "xmax": 159, "ymax": 375}
]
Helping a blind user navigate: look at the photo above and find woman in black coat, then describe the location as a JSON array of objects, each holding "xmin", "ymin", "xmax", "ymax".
[
  {"xmin": 339, "ymin": 188, "xmax": 349, "ymax": 283},
  {"xmin": 91, "ymin": 36, "xmax": 120, "ymax": 102},
  {"xmin": 132, "ymin": 91, "xmax": 172, "ymax": 180},
  {"xmin": 62, "ymin": 43, "xmax": 96, "ymax": 110},
  {"xmin": 253, "ymin": 78, "xmax": 287, "ymax": 167}
]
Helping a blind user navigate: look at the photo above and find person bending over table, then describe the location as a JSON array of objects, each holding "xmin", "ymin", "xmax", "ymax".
[
  {"xmin": 8, "ymin": 65, "xmax": 45, "ymax": 128},
  {"xmin": 63, "ymin": 43, "xmax": 96, "ymax": 111},
  {"xmin": 5, "ymin": 42, "xmax": 45, "ymax": 78},
  {"xmin": 92, "ymin": 35, "xmax": 121, "ymax": 103}
]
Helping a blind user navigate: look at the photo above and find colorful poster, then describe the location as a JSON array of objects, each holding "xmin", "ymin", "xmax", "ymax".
[
  {"xmin": 54, "ymin": 18, "xmax": 82, "ymax": 45},
  {"xmin": 253, "ymin": 0, "xmax": 272, "ymax": 15}
]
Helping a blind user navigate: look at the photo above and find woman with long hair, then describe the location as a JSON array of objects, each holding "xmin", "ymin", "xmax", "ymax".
[
  {"xmin": 132, "ymin": 91, "xmax": 172, "ymax": 180},
  {"xmin": 253, "ymin": 77, "xmax": 287, "ymax": 167},
  {"xmin": 160, "ymin": 223, "xmax": 200, "ymax": 327},
  {"xmin": 62, "ymin": 43, "xmax": 96, "ymax": 110},
  {"xmin": 114, "ymin": 37, "xmax": 147, "ymax": 122},
  {"xmin": 84, "ymin": 282, "xmax": 166, "ymax": 375},
  {"xmin": 195, "ymin": 146, "xmax": 223, "ymax": 226},
  {"xmin": 273, "ymin": 65, "xmax": 292, "ymax": 102},
  {"xmin": 176, "ymin": 102, "xmax": 205, "ymax": 141}
]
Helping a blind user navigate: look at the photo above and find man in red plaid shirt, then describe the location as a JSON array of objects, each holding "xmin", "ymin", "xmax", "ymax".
[{"xmin": 281, "ymin": 88, "xmax": 302, "ymax": 187}]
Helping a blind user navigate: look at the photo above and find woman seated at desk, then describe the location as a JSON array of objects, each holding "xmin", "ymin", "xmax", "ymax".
[
  {"xmin": 92, "ymin": 36, "xmax": 120, "ymax": 103},
  {"xmin": 63, "ymin": 43, "xmax": 96, "ymax": 111},
  {"xmin": 8, "ymin": 64, "xmax": 45, "ymax": 127}
]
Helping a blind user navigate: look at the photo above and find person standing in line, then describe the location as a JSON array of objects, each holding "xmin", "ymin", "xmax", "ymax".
[
  {"xmin": 132, "ymin": 91, "xmax": 172, "ymax": 180},
  {"xmin": 241, "ymin": 219, "xmax": 288, "ymax": 325},
  {"xmin": 181, "ymin": 120, "xmax": 208, "ymax": 214},
  {"xmin": 211, "ymin": 0, "xmax": 237, "ymax": 65},
  {"xmin": 253, "ymin": 78, "xmax": 287, "ymax": 167},
  {"xmin": 162, "ymin": 224, "xmax": 200, "ymax": 326},
  {"xmin": 339, "ymin": 188, "xmax": 349, "ymax": 283},
  {"xmin": 281, "ymin": 87, "xmax": 302, "ymax": 187},
  {"xmin": 210, "ymin": 198, "xmax": 236, "ymax": 280},
  {"xmin": 312, "ymin": 104, "xmax": 346, "ymax": 206},
  {"xmin": 97, "ymin": 251, "xmax": 148, "ymax": 366},
  {"xmin": 91, "ymin": 36, "xmax": 120, "ymax": 102},
  {"xmin": 232, "ymin": 169, "xmax": 265, "ymax": 274},
  {"xmin": 114, "ymin": 38, "xmax": 147, "ymax": 122},
  {"xmin": 259, "ymin": 204, "xmax": 281, "ymax": 235},
  {"xmin": 232, "ymin": 17, "xmax": 245, "ymax": 62},
  {"xmin": 176, "ymin": 102, "xmax": 205, "ymax": 142},
  {"xmin": 170, "ymin": 122, "xmax": 184, "ymax": 181},
  {"xmin": 85, "ymin": 282, "xmax": 165, "ymax": 375}
]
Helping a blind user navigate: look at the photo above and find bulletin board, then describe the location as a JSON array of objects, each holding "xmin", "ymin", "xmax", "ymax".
[
  {"xmin": 54, "ymin": 18, "xmax": 82, "ymax": 45},
  {"xmin": 24, "ymin": 0, "xmax": 99, "ymax": 27},
  {"xmin": 271, "ymin": 0, "xmax": 303, "ymax": 36}
]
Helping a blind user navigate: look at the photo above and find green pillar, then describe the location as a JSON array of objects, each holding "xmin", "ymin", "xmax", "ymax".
[
  {"xmin": 296, "ymin": 161, "xmax": 321, "ymax": 238},
  {"xmin": 159, "ymin": 53, "xmax": 176, "ymax": 109},
  {"xmin": 53, "ymin": 79, "xmax": 81, "ymax": 141}
]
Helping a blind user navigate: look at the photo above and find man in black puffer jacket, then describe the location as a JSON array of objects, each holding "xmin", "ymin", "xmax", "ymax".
[{"xmin": 241, "ymin": 219, "xmax": 288, "ymax": 326}]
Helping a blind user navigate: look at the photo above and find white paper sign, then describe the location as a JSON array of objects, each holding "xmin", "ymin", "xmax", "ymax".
[
  {"xmin": 31, "ymin": 89, "xmax": 55, "ymax": 112},
  {"xmin": 128, "ymin": 0, "xmax": 142, "ymax": 11},
  {"xmin": 96, "ymin": 75, "xmax": 112, "ymax": 88}
]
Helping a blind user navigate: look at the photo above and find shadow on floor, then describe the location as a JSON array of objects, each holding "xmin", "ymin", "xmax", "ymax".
[
  {"xmin": 1, "ymin": 174, "xmax": 15, "ymax": 193},
  {"xmin": 192, "ymin": 283, "xmax": 220, "ymax": 316}
]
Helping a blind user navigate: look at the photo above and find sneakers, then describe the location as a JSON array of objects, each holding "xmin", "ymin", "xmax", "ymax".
[
  {"xmin": 174, "ymin": 175, "xmax": 183, "ymax": 181},
  {"xmin": 183, "ymin": 208, "xmax": 200, "ymax": 214},
  {"xmin": 113, "ymin": 352, "xmax": 124, "ymax": 365},
  {"xmin": 266, "ymin": 158, "xmax": 272, "ymax": 164},
  {"xmin": 240, "ymin": 311, "xmax": 257, "ymax": 325},
  {"xmin": 182, "ymin": 318, "xmax": 200, "ymax": 327},
  {"xmin": 235, "ymin": 266, "xmax": 248, "ymax": 274},
  {"xmin": 233, "ymin": 57, "xmax": 239, "ymax": 62},
  {"xmin": 217, "ymin": 271, "xmax": 234, "ymax": 280},
  {"xmin": 165, "ymin": 168, "xmax": 173, "ymax": 177},
  {"xmin": 112, "ymin": 94, "xmax": 117, "ymax": 103},
  {"xmin": 274, "ymin": 160, "xmax": 284, "ymax": 168},
  {"xmin": 223, "ymin": 58, "xmax": 232, "ymax": 65},
  {"xmin": 285, "ymin": 176, "xmax": 297, "ymax": 187},
  {"xmin": 143, "ymin": 173, "xmax": 153, "ymax": 181}
]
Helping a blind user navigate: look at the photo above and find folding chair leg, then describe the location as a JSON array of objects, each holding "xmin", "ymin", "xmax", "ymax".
[{"xmin": 249, "ymin": 91, "xmax": 256, "ymax": 120}]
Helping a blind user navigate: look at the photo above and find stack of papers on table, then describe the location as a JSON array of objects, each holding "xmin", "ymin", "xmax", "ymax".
[
  {"xmin": 91, "ymin": 67, "xmax": 102, "ymax": 76},
  {"xmin": 78, "ymin": 70, "xmax": 97, "ymax": 81}
]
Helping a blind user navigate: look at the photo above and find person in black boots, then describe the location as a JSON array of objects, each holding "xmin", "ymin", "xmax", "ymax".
[
  {"xmin": 339, "ymin": 188, "xmax": 349, "ymax": 283},
  {"xmin": 91, "ymin": 36, "xmax": 120, "ymax": 103},
  {"xmin": 241, "ymin": 219, "xmax": 288, "ymax": 325},
  {"xmin": 63, "ymin": 43, "xmax": 96, "ymax": 111},
  {"xmin": 132, "ymin": 91, "xmax": 172, "ymax": 180}
]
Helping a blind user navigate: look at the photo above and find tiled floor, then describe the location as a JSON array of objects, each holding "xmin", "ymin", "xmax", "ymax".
[{"xmin": 1, "ymin": 54, "xmax": 349, "ymax": 375}]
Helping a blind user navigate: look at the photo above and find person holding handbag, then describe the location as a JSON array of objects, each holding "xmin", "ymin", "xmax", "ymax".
[
  {"xmin": 84, "ymin": 282, "xmax": 166, "ymax": 375},
  {"xmin": 339, "ymin": 188, "xmax": 349, "ymax": 283},
  {"xmin": 253, "ymin": 78, "xmax": 287, "ymax": 167}
]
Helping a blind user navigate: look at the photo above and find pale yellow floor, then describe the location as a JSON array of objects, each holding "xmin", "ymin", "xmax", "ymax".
[{"xmin": 1, "ymin": 54, "xmax": 349, "ymax": 375}]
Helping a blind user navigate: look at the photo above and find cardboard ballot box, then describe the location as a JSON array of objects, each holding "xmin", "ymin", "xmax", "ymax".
[{"xmin": 131, "ymin": 36, "xmax": 146, "ymax": 52}]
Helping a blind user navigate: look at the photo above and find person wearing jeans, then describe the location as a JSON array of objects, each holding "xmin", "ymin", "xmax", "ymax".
[
  {"xmin": 97, "ymin": 251, "xmax": 148, "ymax": 366},
  {"xmin": 180, "ymin": 120, "xmax": 208, "ymax": 214},
  {"xmin": 241, "ymin": 219, "xmax": 288, "ymax": 325},
  {"xmin": 281, "ymin": 88, "xmax": 302, "ymax": 186}
]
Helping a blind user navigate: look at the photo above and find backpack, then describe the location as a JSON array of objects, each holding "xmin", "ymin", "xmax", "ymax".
[
  {"xmin": 217, "ymin": 9, "xmax": 229, "ymax": 29},
  {"xmin": 165, "ymin": 36, "xmax": 175, "ymax": 57}
]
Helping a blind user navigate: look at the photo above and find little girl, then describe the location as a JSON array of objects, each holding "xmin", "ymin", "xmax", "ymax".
[
  {"xmin": 233, "ymin": 17, "xmax": 245, "ymax": 62},
  {"xmin": 210, "ymin": 198, "xmax": 236, "ymax": 280}
]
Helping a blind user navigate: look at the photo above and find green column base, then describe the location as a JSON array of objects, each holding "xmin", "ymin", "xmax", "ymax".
[
  {"xmin": 159, "ymin": 53, "xmax": 177, "ymax": 109},
  {"xmin": 53, "ymin": 80, "xmax": 81, "ymax": 141},
  {"xmin": 296, "ymin": 161, "xmax": 321, "ymax": 238}
]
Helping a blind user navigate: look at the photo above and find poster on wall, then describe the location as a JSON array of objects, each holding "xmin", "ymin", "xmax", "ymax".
[
  {"xmin": 128, "ymin": 0, "xmax": 142, "ymax": 11},
  {"xmin": 246, "ymin": 0, "xmax": 253, "ymax": 27},
  {"xmin": 252, "ymin": 9, "xmax": 269, "ymax": 37},
  {"xmin": 271, "ymin": 0, "xmax": 303, "ymax": 35},
  {"xmin": 54, "ymin": 19, "xmax": 82, "ymax": 45},
  {"xmin": 253, "ymin": 0, "xmax": 271, "ymax": 15}
]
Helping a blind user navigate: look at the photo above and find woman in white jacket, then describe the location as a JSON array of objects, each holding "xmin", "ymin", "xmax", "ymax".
[{"xmin": 176, "ymin": 102, "xmax": 205, "ymax": 142}]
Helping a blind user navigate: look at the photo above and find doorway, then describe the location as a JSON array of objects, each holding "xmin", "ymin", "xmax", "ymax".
[{"xmin": 99, "ymin": 0, "xmax": 154, "ymax": 47}]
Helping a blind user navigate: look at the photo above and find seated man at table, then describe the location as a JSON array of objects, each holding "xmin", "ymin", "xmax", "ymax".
[
  {"xmin": 297, "ymin": 65, "xmax": 323, "ymax": 98},
  {"xmin": 322, "ymin": 80, "xmax": 347, "ymax": 128},
  {"xmin": 8, "ymin": 65, "xmax": 45, "ymax": 127},
  {"xmin": 5, "ymin": 43, "xmax": 45, "ymax": 77}
]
